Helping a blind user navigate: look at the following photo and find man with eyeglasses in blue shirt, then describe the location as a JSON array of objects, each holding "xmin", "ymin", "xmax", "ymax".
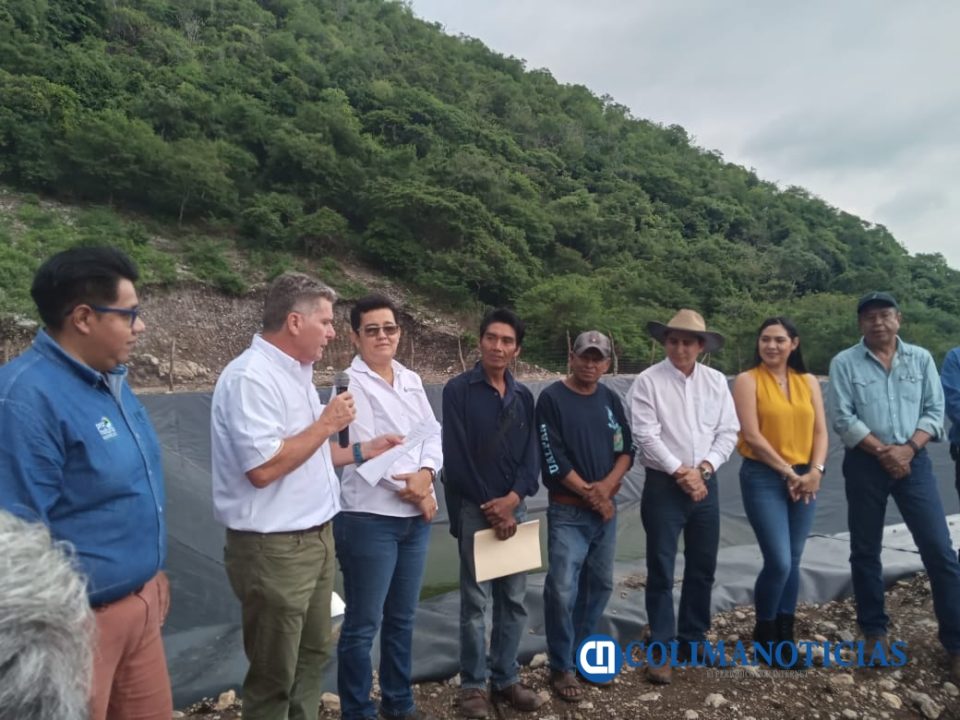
[
  {"xmin": 828, "ymin": 291, "xmax": 960, "ymax": 682},
  {"xmin": 0, "ymin": 246, "xmax": 172, "ymax": 720}
]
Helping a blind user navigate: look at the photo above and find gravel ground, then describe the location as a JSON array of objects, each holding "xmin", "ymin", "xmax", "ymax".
[{"xmin": 179, "ymin": 573, "xmax": 959, "ymax": 720}]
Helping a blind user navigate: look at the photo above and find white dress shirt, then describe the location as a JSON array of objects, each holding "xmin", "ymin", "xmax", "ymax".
[
  {"xmin": 339, "ymin": 356, "xmax": 441, "ymax": 517},
  {"xmin": 211, "ymin": 335, "xmax": 341, "ymax": 532},
  {"xmin": 628, "ymin": 358, "xmax": 740, "ymax": 475}
]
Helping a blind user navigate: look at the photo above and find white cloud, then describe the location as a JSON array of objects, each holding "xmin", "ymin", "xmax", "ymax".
[{"xmin": 409, "ymin": 0, "xmax": 960, "ymax": 268}]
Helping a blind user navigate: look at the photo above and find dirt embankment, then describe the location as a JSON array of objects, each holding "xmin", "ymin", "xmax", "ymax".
[
  {"xmin": 2, "ymin": 283, "xmax": 561, "ymax": 390},
  {"xmin": 2, "ymin": 284, "xmax": 528, "ymax": 390}
]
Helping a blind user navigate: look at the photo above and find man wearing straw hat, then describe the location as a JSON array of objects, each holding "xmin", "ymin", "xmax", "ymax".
[{"xmin": 627, "ymin": 309, "xmax": 740, "ymax": 685}]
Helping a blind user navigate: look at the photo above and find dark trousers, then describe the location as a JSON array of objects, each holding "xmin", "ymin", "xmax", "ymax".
[
  {"xmin": 843, "ymin": 447, "xmax": 960, "ymax": 654},
  {"xmin": 641, "ymin": 468, "xmax": 719, "ymax": 644},
  {"xmin": 954, "ymin": 443, "xmax": 960, "ymax": 562}
]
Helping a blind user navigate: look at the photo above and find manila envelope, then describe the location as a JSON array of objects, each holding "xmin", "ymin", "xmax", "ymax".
[{"xmin": 473, "ymin": 519, "xmax": 542, "ymax": 583}]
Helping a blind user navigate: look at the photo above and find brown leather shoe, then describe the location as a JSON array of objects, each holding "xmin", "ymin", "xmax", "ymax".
[
  {"xmin": 950, "ymin": 653, "xmax": 960, "ymax": 683},
  {"xmin": 862, "ymin": 635, "xmax": 890, "ymax": 667},
  {"xmin": 646, "ymin": 662, "xmax": 672, "ymax": 685},
  {"xmin": 491, "ymin": 682, "xmax": 546, "ymax": 712},
  {"xmin": 458, "ymin": 688, "xmax": 489, "ymax": 719}
]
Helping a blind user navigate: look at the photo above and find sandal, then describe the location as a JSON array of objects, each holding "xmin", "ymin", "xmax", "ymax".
[{"xmin": 549, "ymin": 670, "xmax": 583, "ymax": 703}]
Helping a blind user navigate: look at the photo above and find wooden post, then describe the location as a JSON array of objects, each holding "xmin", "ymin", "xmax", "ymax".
[
  {"xmin": 609, "ymin": 330, "xmax": 619, "ymax": 375},
  {"xmin": 566, "ymin": 330, "xmax": 572, "ymax": 374},
  {"xmin": 457, "ymin": 335, "xmax": 467, "ymax": 372},
  {"xmin": 168, "ymin": 338, "xmax": 176, "ymax": 392},
  {"xmin": 408, "ymin": 336, "xmax": 416, "ymax": 369},
  {"xmin": 2, "ymin": 339, "xmax": 9, "ymax": 365}
]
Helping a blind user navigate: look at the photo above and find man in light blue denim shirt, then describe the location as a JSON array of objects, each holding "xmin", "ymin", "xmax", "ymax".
[{"xmin": 828, "ymin": 291, "xmax": 960, "ymax": 682}]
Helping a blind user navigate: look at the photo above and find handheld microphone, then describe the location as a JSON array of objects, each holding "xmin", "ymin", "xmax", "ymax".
[{"xmin": 333, "ymin": 371, "xmax": 351, "ymax": 448}]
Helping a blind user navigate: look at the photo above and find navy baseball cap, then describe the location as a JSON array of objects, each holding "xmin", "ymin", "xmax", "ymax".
[{"xmin": 856, "ymin": 291, "xmax": 899, "ymax": 314}]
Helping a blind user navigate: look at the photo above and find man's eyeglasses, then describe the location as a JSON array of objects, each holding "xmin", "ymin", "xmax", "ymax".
[
  {"xmin": 88, "ymin": 304, "xmax": 142, "ymax": 328},
  {"xmin": 361, "ymin": 324, "xmax": 400, "ymax": 338}
]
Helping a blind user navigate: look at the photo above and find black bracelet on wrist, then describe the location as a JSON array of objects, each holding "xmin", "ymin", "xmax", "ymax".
[{"xmin": 906, "ymin": 438, "xmax": 922, "ymax": 454}]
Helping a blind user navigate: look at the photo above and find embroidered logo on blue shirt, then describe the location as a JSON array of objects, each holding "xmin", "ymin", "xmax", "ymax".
[
  {"xmin": 96, "ymin": 416, "xmax": 118, "ymax": 441},
  {"xmin": 607, "ymin": 407, "xmax": 624, "ymax": 452}
]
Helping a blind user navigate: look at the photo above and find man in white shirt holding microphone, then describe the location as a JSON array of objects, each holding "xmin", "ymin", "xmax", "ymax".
[{"xmin": 211, "ymin": 273, "xmax": 401, "ymax": 720}]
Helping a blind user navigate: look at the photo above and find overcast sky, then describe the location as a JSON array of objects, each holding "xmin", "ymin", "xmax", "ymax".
[{"xmin": 408, "ymin": 0, "xmax": 960, "ymax": 270}]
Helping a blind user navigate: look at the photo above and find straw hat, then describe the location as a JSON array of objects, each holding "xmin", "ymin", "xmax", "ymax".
[{"xmin": 647, "ymin": 309, "xmax": 725, "ymax": 353}]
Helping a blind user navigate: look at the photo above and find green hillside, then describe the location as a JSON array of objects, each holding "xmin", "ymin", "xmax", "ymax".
[{"xmin": 2, "ymin": 0, "xmax": 959, "ymax": 372}]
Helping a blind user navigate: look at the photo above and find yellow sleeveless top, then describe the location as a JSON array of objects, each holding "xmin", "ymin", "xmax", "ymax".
[{"xmin": 736, "ymin": 366, "xmax": 815, "ymax": 465}]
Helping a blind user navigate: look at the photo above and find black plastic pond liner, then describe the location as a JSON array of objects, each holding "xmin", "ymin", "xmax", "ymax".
[{"xmin": 141, "ymin": 379, "xmax": 959, "ymax": 706}]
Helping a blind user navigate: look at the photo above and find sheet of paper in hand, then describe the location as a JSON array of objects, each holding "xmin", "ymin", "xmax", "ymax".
[
  {"xmin": 473, "ymin": 519, "xmax": 542, "ymax": 582},
  {"xmin": 355, "ymin": 417, "xmax": 441, "ymax": 487}
]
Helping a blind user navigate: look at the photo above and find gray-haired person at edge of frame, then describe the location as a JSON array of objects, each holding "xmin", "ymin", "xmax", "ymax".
[{"xmin": 0, "ymin": 508, "xmax": 94, "ymax": 720}]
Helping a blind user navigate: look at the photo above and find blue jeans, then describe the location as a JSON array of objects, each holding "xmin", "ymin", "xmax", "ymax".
[
  {"xmin": 457, "ymin": 500, "xmax": 528, "ymax": 691},
  {"xmin": 740, "ymin": 458, "xmax": 817, "ymax": 620},
  {"xmin": 641, "ymin": 469, "xmax": 719, "ymax": 644},
  {"xmin": 543, "ymin": 502, "xmax": 617, "ymax": 673},
  {"xmin": 334, "ymin": 512, "xmax": 431, "ymax": 720},
  {"xmin": 844, "ymin": 447, "xmax": 960, "ymax": 653}
]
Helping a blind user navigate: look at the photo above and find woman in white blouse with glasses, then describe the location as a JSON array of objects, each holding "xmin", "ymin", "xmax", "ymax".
[{"xmin": 335, "ymin": 294, "xmax": 441, "ymax": 720}]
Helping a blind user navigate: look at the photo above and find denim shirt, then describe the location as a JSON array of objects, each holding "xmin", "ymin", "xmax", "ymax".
[
  {"xmin": 827, "ymin": 337, "xmax": 944, "ymax": 449},
  {"xmin": 0, "ymin": 331, "xmax": 166, "ymax": 605},
  {"xmin": 942, "ymin": 347, "xmax": 960, "ymax": 445}
]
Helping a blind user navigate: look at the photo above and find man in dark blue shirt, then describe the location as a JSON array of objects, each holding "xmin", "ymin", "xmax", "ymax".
[
  {"xmin": 943, "ymin": 345, "xmax": 960, "ymax": 560},
  {"xmin": 537, "ymin": 331, "xmax": 634, "ymax": 702},
  {"xmin": 0, "ymin": 247, "xmax": 171, "ymax": 720},
  {"xmin": 442, "ymin": 308, "xmax": 542, "ymax": 719}
]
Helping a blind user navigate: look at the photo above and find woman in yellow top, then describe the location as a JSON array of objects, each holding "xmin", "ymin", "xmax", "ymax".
[{"xmin": 733, "ymin": 317, "xmax": 828, "ymax": 663}]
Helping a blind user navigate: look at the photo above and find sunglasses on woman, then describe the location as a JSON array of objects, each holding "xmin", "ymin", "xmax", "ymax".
[{"xmin": 361, "ymin": 324, "xmax": 400, "ymax": 338}]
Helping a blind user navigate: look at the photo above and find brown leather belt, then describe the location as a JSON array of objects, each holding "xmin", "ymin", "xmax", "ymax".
[{"xmin": 549, "ymin": 492, "xmax": 592, "ymax": 509}]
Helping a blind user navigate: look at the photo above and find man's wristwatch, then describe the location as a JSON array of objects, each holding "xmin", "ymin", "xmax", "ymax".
[
  {"xmin": 698, "ymin": 464, "xmax": 713, "ymax": 481},
  {"xmin": 812, "ymin": 463, "xmax": 826, "ymax": 475},
  {"xmin": 420, "ymin": 467, "xmax": 437, "ymax": 482}
]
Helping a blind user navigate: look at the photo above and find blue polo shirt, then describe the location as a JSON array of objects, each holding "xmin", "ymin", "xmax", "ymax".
[
  {"xmin": 441, "ymin": 363, "xmax": 539, "ymax": 505},
  {"xmin": 0, "ymin": 330, "xmax": 166, "ymax": 605},
  {"xmin": 827, "ymin": 337, "xmax": 944, "ymax": 448}
]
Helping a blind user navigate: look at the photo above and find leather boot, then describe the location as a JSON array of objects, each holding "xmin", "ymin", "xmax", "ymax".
[
  {"xmin": 774, "ymin": 613, "xmax": 803, "ymax": 670},
  {"xmin": 752, "ymin": 619, "xmax": 778, "ymax": 666},
  {"xmin": 775, "ymin": 613, "xmax": 796, "ymax": 643}
]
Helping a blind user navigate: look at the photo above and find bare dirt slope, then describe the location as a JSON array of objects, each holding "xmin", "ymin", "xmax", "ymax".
[{"xmin": 2, "ymin": 281, "xmax": 558, "ymax": 390}]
